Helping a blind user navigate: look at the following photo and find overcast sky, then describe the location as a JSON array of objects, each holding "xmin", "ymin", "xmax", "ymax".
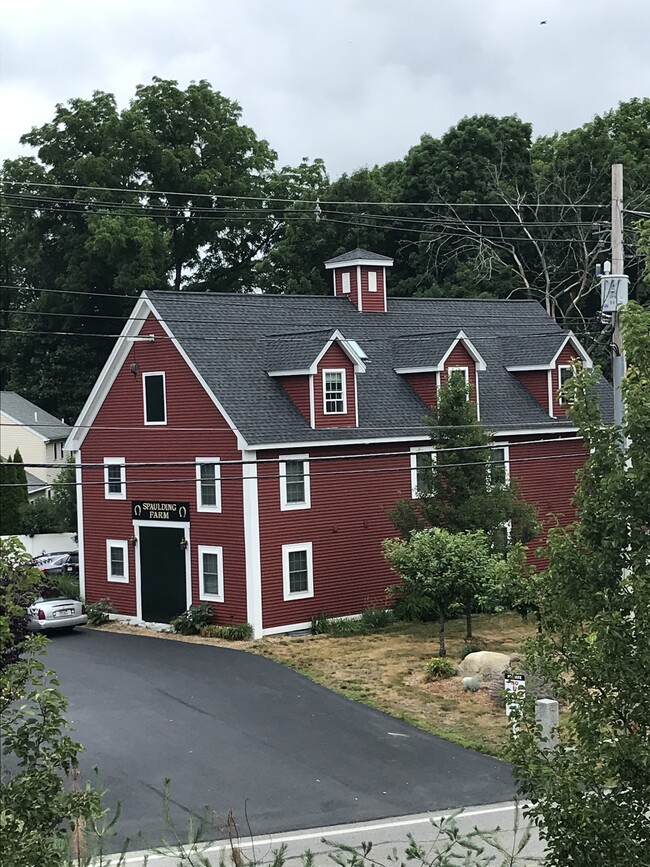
[{"xmin": 1, "ymin": 0, "xmax": 648, "ymax": 177}]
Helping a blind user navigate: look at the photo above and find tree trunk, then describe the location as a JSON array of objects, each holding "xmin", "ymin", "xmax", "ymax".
[
  {"xmin": 438, "ymin": 614, "xmax": 446, "ymax": 657},
  {"xmin": 465, "ymin": 599, "xmax": 473, "ymax": 640}
]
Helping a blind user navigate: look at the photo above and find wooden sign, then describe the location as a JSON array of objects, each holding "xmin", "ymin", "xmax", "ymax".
[{"xmin": 132, "ymin": 501, "xmax": 190, "ymax": 521}]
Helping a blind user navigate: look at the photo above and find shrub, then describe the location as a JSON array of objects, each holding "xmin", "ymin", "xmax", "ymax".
[
  {"xmin": 425, "ymin": 656, "xmax": 456, "ymax": 680},
  {"xmin": 51, "ymin": 574, "xmax": 80, "ymax": 601},
  {"xmin": 87, "ymin": 597, "xmax": 114, "ymax": 625},
  {"xmin": 459, "ymin": 641, "xmax": 484, "ymax": 660},
  {"xmin": 360, "ymin": 607, "xmax": 394, "ymax": 630},
  {"xmin": 170, "ymin": 603, "xmax": 213, "ymax": 635},
  {"xmin": 200, "ymin": 623, "xmax": 254, "ymax": 641}
]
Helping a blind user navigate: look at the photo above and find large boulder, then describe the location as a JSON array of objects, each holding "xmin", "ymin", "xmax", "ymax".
[{"xmin": 457, "ymin": 651, "xmax": 511, "ymax": 678}]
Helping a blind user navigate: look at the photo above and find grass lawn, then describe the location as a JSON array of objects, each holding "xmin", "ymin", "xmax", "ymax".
[
  {"xmin": 98, "ymin": 611, "xmax": 534, "ymax": 758},
  {"xmin": 253, "ymin": 612, "xmax": 535, "ymax": 758}
]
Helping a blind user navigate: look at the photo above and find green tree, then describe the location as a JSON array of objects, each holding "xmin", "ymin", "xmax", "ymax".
[
  {"xmin": 390, "ymin": 372, "xmax": 537, "ymax": 637},
  {"xmin": 12, "ymin": 448, "xmax": 28, "ymax": 514},
  {"xmin": 384, "ymin": 528, "xmax": 506, "ymax": 657},
  {"xmin": 18, "ymin": 497, "xmax": 65, "ymax": 536},
  {"xmin": 0, "ymin": 78, "xmax": 282, "ymax": 419},
  {"xmin": 0, "ymin": 538, "xmax": 101, "ymax": 865},
  {"xmin": 510, "ymin": 302, "xmax": 650, "ymax": 866},
  {"xmin": 0, "ymin": 456, "xmax": 22, "ymax": 535},
  {"xmin": 51, "ymin": 457, "xmax": 77, "ymax": 534}
]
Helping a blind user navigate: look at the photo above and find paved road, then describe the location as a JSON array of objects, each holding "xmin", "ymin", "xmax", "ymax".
[
  {"xmin": 122, "ymin": 803, "xmax": 544, "ymax": 866},
  {"xmin": 46, "ymin": 629, "xmax": 514, "ymax": 851}
]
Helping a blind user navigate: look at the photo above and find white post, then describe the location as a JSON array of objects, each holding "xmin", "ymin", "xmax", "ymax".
[{"xmin": 535, "ymin": 698, "xmax": 559, "ymax": 751}]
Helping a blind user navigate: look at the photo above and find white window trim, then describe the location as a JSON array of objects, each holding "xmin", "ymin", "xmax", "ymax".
[
  {"xmin": 282, "ymin": 541, "xmax": 314, "ymax": 601},
  {"xmin": 106, "ymin": 539, "xmax": 129, "ymax": 583},
  {"xmin": 279, "ymin": 454, "xmax": 311, "ymax": 511},
  {"xmin": 143, "ymin": 371, "xmax": 167, "ymax": 426},
  {"xmin": 557, "ymin": 364, "xmax": 573, "ymax": 405},
  {"xmin": 341, "ymin": 271, "xmax": 351, "ymax": 294},
  {"xmin": 447, "ymin": 366, "xmax": 470, "ymax": 399},
  {"xmin": 488, "ymin": 445, "xmax": 510, "ymax": 489},
  {"xmin": 198, "ymin": 545, "xmax": 224, "ymax": 603},
  {"xmin": 323, "ymin": 368, "xmax": 347, "ymax": 415},
  {"xmin": 410, "ymin": 446, "xmax": 436, "ymax": 499},
  {"xmin": 368, "ymin": 270, "xmax": 378, "ymax": 292},
  {"xmin": 103, "ymin": 457, "xmax": 126, "ymax": 500},
  {"xmin": 195, "ymin": 458, "xmax": 222, "ymax": 512}
]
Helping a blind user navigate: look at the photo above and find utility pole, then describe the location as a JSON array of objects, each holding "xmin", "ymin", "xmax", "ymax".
[{"xmin": 610, "ymin": 163, "xmax": 626, "ymax": 429}]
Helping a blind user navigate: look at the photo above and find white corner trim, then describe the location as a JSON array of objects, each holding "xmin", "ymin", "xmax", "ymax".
[
  {"xmin": 261, "ymin": 620, "xmax": 313, "ymax": 636},
  {"xmin": 75, "ymin": 449, "xmax": 85, "ymax": 601},
  {"xmin": 242, "ymin": 448, "xmax": 263, "ymax": 638},
  {"xmin": 547, "ymin": 369, "xmax": 554, "ymax": 417},
  {"xmin": 357, "ymin": 265, "xmax": 363, "ymax": 312},
  {"xmin": 309, "ymin": 375, "xmax": 316, "ymax": 429}
]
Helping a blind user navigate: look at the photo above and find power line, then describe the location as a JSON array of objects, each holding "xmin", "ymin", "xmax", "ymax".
[
  {"xmin": 8, "ymin": 436, "xmax": 584, "ymax": 471},
  {"xmin": 0, "ymin": 179, "xmax": 608, "ymax": 209},
  {"xmin": 0, "ymin": 449, "xmax": 588, "ymax": 487}
]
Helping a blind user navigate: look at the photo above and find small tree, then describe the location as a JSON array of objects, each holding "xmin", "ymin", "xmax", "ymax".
[
  {"xmin": 12, "ymin": 448, "xmax": 29, "ymax": 514},
  {"xmin": 0, "ymin": 456, "xmax": 22, "ymax": 535},
  {"xmin": 390, "ymin": 372, "xmax": 537, "ymax": 637},
  {"xmin": 51, "ymin": 456, "xmax": 77, "ymax": 534},
  {"xmin": 18, "ymin": 497, "xmax": 65, "ymax": 536},
  {"xmin": 510, "ymin": 302, "xmax": 650, "ymax": 866},
  {"xmin": 384, "ymin": 528, "xmax": 506, "ymax": 657}
]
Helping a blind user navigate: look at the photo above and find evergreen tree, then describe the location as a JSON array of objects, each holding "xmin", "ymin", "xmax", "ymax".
[
  {"xmin": 390, "ymin": 371, "xmax": 537, "ymax": 637},
  {"xmin": 0, "ymin": 456, "xmax": 22, "ymax": 535},
  {"xmin": 12, "ymin": 448, "xmax": 28, "ymax": 515}
]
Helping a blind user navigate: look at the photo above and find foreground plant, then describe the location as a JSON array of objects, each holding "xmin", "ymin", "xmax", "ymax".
[{"xmin": 509, "ymin": 303, "xmax": 650, "ymax": 866}]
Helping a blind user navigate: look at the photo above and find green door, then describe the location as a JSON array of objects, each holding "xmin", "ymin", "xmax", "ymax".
[{"xmin": 139, "ymin": 526, "xmax": 187, "ymax": 623}]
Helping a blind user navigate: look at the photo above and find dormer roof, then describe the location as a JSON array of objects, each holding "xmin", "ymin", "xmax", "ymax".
[
  {"xmin": 503, "ymin": 331, "xmax": 592, "ymax": 371},
  {"xmin": 393, "ymin": 330, "xmax": 488, "ymax": 373},
  {"xmin": 324, "ymin": 248, "xmax": 394, "ymax": 269},
  {"xmin": 266, "ymin": 329, "xmax": 367, "ymax": 376}
]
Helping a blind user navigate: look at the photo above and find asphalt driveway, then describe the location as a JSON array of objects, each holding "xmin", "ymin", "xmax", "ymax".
[{"xmin": 46, "ymin": 629, "xmax": 514, "ymax": 849}]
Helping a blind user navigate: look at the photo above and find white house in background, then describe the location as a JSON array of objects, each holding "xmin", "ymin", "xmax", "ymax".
[{"xmin": 0, "ymin": 392, "xmax": 71, "ymax": 496}]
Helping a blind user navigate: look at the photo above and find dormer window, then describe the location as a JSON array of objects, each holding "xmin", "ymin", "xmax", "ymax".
[
  {"xmin": 558, "ymin": 365, "xmax": 574, "ymax": 404},
  {"xmin": 323, "ymin": 369, "xmax": 346, "ymax": 414}
]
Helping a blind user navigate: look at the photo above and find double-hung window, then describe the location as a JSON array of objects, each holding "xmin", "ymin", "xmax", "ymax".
[
  {"xmin": 143, "ymin": 372, "xmax": 167, "ymax": 425},
  {"xmin": 280, "ymin": 455, "xmax": 311, "ymax": 510},
  {"xmin": 558, "ymin": 365, "xmax": 574, "ymax": 405},
  {"xmin": 447, "ymin": 366, "xmax": 470, "ymax": 399},
  {"xmin": 106, "ymin": 540, "xmax": 129, "ymax": 583},
  {"xmin": 323, "ymin": 369, "xmax": 346, "ymax": 414},
  {"xmin": 488, "ymin": 446, "xmax": 509, "ymax": 488},
  {"xmin": 196, "ymin": 459, "xmax": 221, "ymax": 512},
  {"xmin": 104, "ymin": 457, "xmax": 126, "ymax": 500},
  {"xmin": 410, "ymin": 447, "xmax": 436, "ymax": 498},
  {"xmin": 282, "ymin": 542, "xmax": 314, "ymax": 600},
  {"xmin": 198, "ymin": 545, "xmax": 224, "ymax": 602}
]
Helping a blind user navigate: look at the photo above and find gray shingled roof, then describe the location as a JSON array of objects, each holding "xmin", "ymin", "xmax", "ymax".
[
  {"xmin": 324, "ymin": 247, "xmax": 394, "ymax": 265},
  {"xmin": 392, "ymin": 331, "xmax": 463, "ymax": 370},
  {"xmin": 500, "ymin": 333, "xmax": 567, "ymax": 367},
  {"xmin": 144, "ymin": 291, "xmax": 613, "ymax": 446},
  {"xmin": 0, "ymin": 392, "xmax": 71, "ymax": 441}
]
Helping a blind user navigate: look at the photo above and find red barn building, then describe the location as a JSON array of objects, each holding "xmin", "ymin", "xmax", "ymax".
[{"xmin": 66, "ymin": 249, "xmax": 611, "ymax": 637}]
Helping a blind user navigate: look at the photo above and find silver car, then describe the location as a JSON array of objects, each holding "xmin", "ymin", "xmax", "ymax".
[{"xmin": 27, "ymin": 587, "xmax": 88, "ymax": 632}]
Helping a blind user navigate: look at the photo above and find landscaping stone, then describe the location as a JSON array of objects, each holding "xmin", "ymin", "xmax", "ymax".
[{"xmin": 457, "ymin": 651, "xmax": 511, "ymax": 678}]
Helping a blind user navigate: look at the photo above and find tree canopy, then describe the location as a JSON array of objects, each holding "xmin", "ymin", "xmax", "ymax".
[{"xmin": 2, "ymin": 83, "xmax": 647, "ymax": 422}]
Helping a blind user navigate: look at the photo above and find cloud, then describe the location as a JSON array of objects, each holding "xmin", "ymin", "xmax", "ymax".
[{"xmin": 1, "ymin": 0, "xmax": 648, "ymax": 175}]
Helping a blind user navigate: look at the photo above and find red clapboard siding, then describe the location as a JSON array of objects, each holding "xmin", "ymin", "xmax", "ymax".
[
  {"xmin": 508, "ymin": 435, "xmax": 587, "ymax": 570},
  {"xmin": 258, "ymin": 444, "xmax": 412, "ymax": 629},
  {"xmin": 278, "ymin": 376, "xmax": 311, "ymax": 424},
  {"xmin": 334, "ymin": 267, "xmax": 359, "ymax": 308},
  {"xmin": 80, "ymin": 314, "xmax": 248, "ymax": 624},
  {"xmin": 403, "ymin": 373, "xmax": 438, "ymax": 411},
  {"xmin": 515, "ymin": 371, "xmax": 550, "ymax": 415},
  {"xmin": 552, "ymin": 344, "xmax": 582, "ymax": 418},
  {"xmin": 359, "ymin": 266, "xmax": 386, "ymax": 313},
  {"xmin": 313, "ymin": 343, "xmax": 357, "ymax": 428},
  {"xmin": 440, "ymin": 344, "xmax": 477, "ymax": 404}
]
